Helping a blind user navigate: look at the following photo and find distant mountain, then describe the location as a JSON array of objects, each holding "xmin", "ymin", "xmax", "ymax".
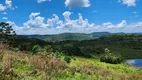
[
  {"xmin": 19, "ymin": 32, "xmax": 112, "ymax": 42},
  {"xmin": 90, "ymin": 32, "xmax": 111, "ymax": 38}
]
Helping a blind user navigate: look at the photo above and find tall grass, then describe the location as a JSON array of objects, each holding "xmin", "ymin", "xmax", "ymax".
[
  {"xmin": 0, "ymin": 45, "xmax": 68, "ymax": 80},
  {"xmin": 0, "ymin": 44, "xmax": 142, "ymax": 80}
]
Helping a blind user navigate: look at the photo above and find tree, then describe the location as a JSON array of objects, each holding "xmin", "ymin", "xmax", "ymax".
[
  {"xmin": 62, "ymin": 44, "xmax": 81, "ymax": 56},
  {"xmin": 0, "ymin": 22, "xmax": 16, "ymax": 45}
]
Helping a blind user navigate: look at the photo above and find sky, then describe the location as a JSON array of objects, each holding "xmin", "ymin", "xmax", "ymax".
[{"xmin": 0, "ymin": 0, "xmax": 142, "ymax": 34}]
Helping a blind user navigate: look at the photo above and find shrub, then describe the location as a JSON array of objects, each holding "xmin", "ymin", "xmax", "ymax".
[
  {"xmin": 43, "ymin": 45, "xmax": 53, "ymax": 53},
  {"xmin": 100, "ymin": 48, "xmax": 123, "ymax": 64},
  {"xmin": 31, "ymin": 45, "xmax": 41, "ymax": 55},
  {"xmin": 53, "ymin": 51, "xmax": 63, "ymax": 58},
  {"xmin": 42, "ymin": 45, "xmax": 53, "ymax": 55},
  {"xmin": 64, "ymin": 56, "xmax": 71, "ymax": 63},
  {"xmin": 100, "ymin": 54, "xmax": 123, "ymax": 64}
]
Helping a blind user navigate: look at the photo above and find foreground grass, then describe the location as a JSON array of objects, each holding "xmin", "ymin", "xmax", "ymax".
[
  {"xmin": 0, "ymin": 49, "xmax": 67, "ymax": 80},
  {"xmin": 56, "ymin": 57, "xmax": 142, "ymax": 80},
  {"xmin": 0, "ymin": 48, "xmax": 142, "ymax": 80}
]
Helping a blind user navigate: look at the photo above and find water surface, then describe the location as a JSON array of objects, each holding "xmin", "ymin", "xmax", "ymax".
[{"xmin": 125, "ymin": 59, "xmax": 142, "ymax": 69}]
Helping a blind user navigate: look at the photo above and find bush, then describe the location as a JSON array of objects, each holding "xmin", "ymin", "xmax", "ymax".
[
  {"xmin": 64, "ymin": 56, "xmax": 71, "ymax": 63},
  {"xmin": 42, "ymin": 45, "xmax": 53, "ymax": 55},
  {"xmin": 53, "ymin": 51, "xmax": 63, "ymax": 58},
  {"xmin": 100, "ymin": 48, "xmax": 123, "ymax": 64},
  {"xmin": 100, "ymin": 54, "xmax": 123, "ymax": 64},
  {"xmin": 31, "ymin": 45, "xmax": 41, "ymax": 55}
]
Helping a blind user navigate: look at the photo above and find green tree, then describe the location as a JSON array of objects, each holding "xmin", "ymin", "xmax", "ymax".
[
  {"xmin": 63, "ymin": 44, "xmax": 81, "ymax": 56},
  {"xmin": 0, "ymin": 22, "xmax": 16, "ymax": 45}
]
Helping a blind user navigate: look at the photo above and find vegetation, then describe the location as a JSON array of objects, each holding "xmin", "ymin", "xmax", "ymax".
[
  {"xmin": 0, "ymin": 22, "xmax": 142, "ymax": 80},
  {"xmin": 31, "ymin": 45, "xmax": 41, "ymax": 55},
  {"xmin": 20, "ymin": 32, "xmax": 111, "ymax": 42},
  {"xmin": 51, "ymin": 34, "xmax": 142, "ymax": 59},
  {"xmin": 100, "ymin": 48, "xmax": 123, "ymax": 64},
  {"xmin": 14, "ymin": 37, "xmax": 50, "ymax": 51},
  {"xmin": 64, "ymin": 56, "xmax": 71, "ymax": 63},
  {"xmin": 0, "ymin": 48, "xmax": 142, "ymax": 80},
  {"xmin": 0, "ymin": 22, "xmax": 16, "ymax": 46}
]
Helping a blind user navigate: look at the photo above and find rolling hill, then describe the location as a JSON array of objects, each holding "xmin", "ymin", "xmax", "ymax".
[{"xmin": 19, "ymin": 32, "xmax": 112, "ymax": 42}]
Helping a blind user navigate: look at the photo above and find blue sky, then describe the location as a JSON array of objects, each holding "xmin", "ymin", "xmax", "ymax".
[{"xmin": 0, "ymin": 0, "xmax": 142, "ymax": 34}]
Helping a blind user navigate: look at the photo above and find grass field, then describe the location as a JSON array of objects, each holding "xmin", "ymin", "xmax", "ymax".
[
  {"xmin": 56, "ymin": 57, "xmax": 142, "ymax": 80},
  {"xmin": 0, "ymin": 48, "xmax": 142, "ymax": 80}
]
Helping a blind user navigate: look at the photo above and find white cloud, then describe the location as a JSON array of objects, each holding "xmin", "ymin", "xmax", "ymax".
[
  {"xmin": 2, "ymin": 12, "xmax": 7, "ymax": 14},
  {"xmin": 103, "ymin": 22, "xmax": 114, "ymax": 29},
  {"xmin": 29, "ymin": 12, "xmax": 40, "ymax": 19},
  {"xmin": 102, "ymin": 20, "xmax": 127, "ymax": 29},
  {"xmin": 5, "ymin": 0, "xmax": 12, "ymax": 8},
  {"xmin": 24, "ymin": 12, "xmax": 49, "ymax": 28},
  {"xmin": 0, "ymin": 4, "xmax": 7, "ymax": 11},
  {"xmin": 2, "ymin": 17, "xmax": 8, "ymax": 20},
  {"xmin": 7, "ymin": 21, "xmax": 21, "ymax": 30},
  {"xmin": 65, "ymin": 0, "xmax": 91, "ymax": 7},
  {"xmin": 0, "ymin": 0, "xmax": 15, "ymax": 11},
  {"xmin": 56, "ymin": 12, "xmax": 96, "ymax": 33},
  {"xmin": 118, "ymin": 0, "xmax": 136, "ymax": 7},
  {"xmin": 133, "ymin": 11, "xmax": 137, "ymax": 14},
  {"xmin": 37, "ymin": 0, "xmax": 51, "ymax": 3},
  {"xmin": 63, "ymin": 11, "xmax": 72, "ymax": 21},
  {"xmin": 117, "ymin": 20, "xmax": 127, "ymax": 28},
  {"xmin": 47, "ymin": 14, "xmax": 63, "ymax": 28},
  {"xmin": 6, "ymin": 11, "xmax": 142, "ymax": 34},
  {"xmin": 134, "ymin": 22, "xmax": 142, "ymax": 27}
]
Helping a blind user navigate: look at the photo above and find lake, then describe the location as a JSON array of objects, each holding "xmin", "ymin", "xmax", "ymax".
[{"xmin": 125, "ymin": 59, "xmax": 142, "ymax": 69}]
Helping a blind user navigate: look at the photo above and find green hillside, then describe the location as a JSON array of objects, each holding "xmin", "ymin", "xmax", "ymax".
[
  {"xmin": 21, "ymin": 32, "xmax": 111, "ymax": 42},
  {"xmin": 52, "ymin": 34, "xmax": 142, "ymax": 59}
]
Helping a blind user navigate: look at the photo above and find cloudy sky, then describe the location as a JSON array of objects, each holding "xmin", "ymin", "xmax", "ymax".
[{"xmin": 0, "ymin": 0, "xmax": 142, "ymax": 34}]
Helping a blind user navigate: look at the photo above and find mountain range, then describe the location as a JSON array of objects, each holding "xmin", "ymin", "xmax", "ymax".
[{"xmin": 19, "ymin": 32, "xmax": 141, "ymax": 42}]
